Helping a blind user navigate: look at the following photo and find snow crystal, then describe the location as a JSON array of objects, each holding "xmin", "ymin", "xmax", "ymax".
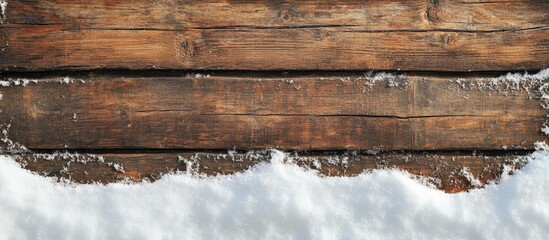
[{"xmin": 0, "ymin": 150, "xmax": 548, "ymax": 239}]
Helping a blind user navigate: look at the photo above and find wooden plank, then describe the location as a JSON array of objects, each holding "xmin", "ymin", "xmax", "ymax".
[
  {"xmin": 5, "ymin": 1, "xmax": 547, "ymax": 30},
  {"xmin": 12, "ymin": 151, "xmax": 528, "ymax": 193},
  {"xmin": 0, "ymin": 73, "xmax": 546, "ymax": 150},
  {"xmin": 1, "ymin": 1, "xmax": 549, "ymax": 71}
]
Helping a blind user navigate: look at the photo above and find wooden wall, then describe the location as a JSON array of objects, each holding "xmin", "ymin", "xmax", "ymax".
[{"xmin": 1, "ymin": 0, "xmax": 548, "ymax": 192}]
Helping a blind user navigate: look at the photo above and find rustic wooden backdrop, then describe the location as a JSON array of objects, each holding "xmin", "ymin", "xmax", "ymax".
[{"xmin": 1, "ymin": 0, "xmax": 548, "ymax": 192}]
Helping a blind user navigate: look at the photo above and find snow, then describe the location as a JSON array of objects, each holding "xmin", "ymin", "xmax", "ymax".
[
  {"xmin": 362, "ymin": 71, "xmax": 407, "ymax": 89},
  {"xmin": 13, "ymin": 78, "xmax": 29, "ymax": 86},
  {"xmin": 186, "ymin": 73, "xmax": 211, "ymax": 79},
  {"xmin": 178, "ymin": 155, "xmax": 201, "ymax": 175},
  {"xmin": 60, "ymin": 77, "xmax": 72, "ymax": 85},
  {"xmin": 107, "ymin": 162, "xmax": 125, "ymax": 173},
  {"xmin": 0, "ymin": 150, "xmax": 548, "ymax": 239},
  {"xmin": 0, "ymin": 1, "xmax": 7, "ymax": 24},
  {"xmin": 0, "ymin": 78, "xmax": 34, "ymax": 87},
  {"xmin": 494, "ymin": 69, "xmax": 549, "ymax": 86},
  {"xmin": 453, "ymin": 69, "xmax": 549, "ymax": 97},
  {"xmin": 0, "ymin": 123, "xmax": 29, "ymax": 154},
  {"xmin": 458, "ymin": 167, "xmax": 482, "ymax": 188}
]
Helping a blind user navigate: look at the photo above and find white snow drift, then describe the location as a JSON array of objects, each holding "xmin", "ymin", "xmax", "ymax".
[{"xmin": 0, "ymin": 150, "xmax": 548, "ymax": 240}]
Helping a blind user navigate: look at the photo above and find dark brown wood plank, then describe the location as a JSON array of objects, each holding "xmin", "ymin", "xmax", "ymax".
[
  {"xmin": 1, "ymin": 1, "xmax": 549, "ymax": 71},
  {"xmin": 11, "ymin": 151, "xmax": 528, "ymax": 193},
  {"xmin": 0, "ymin": 73, "xmax": 546, "ymax": 150},
  {"xmin": 4, "ymin": 1, "xmax": 547, "ymax": 31}
]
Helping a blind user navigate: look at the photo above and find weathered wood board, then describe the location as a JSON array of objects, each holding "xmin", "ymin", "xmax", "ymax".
[
  {"xmin": 1, "ymin": 0, "xmax": 549, "ymax": 71},
  {"xmin": 13, "ymin": 150, "xmax": 527, "ymax": 193},
  {"xmin": 0, "ymin": 73, "xmax": 546, "ymax": 150}
]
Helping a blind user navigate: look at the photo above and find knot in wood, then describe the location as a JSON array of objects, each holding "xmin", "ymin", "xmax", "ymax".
[
  {"xmin": 179, "ymin": 39, "xmax": 200, "ymax": 60},
  {"xmin": 441, "ymin": 33, "xmax": 458, "ymax": 48},
  {"xmin": 425, "ymin": 7, "xmax": 442, "ymax": 23},
  {"xmin": 277, "ymin": 9, "xmax": 297, "ymax": 23}
]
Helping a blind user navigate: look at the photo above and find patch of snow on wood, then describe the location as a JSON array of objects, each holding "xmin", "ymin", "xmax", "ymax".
[
  {"xmin": 458, "ymin": 167, "xmax": 482, "ymax": 188},
  {"xmin": 0, "ymin": 123, "xmax": 127, "ymax": 177},
  {"xmin": 0, "ymin": 78, "xmax": 34, "ymax": 87},
  {"xmin": 13, "ymin": 78, "xmax": 29, "ymax": 86},
  {"xmin": 60, "ymin": 77, "xmax": 72, "ymax": 84},
  {"xmin": 178, "ymin": 155, "xmax": 201, "ymax": 175},
  {"xmin": 0, "ymin": 123, "xmax": 29, "ymax": 154},
  {"xmin": 362, "ymin": 71, "xmax": 408, "ymax": 91},
  {"xmin": 186, "ymin": 73, "xmax": 211, "ymax": 79},
  {"xmin": 107, "ymin": 162, "xmax": 125, "ymax": 173},
  {"xmin": 455, "ymin": 69, "xmax": 549, "ymax": 140},
  {"xmin": 0, "ymin": 1, "xmax": 7, "ymax": 24},
  {"xmin": 453, "ymin": 69, "xmax": 549, "ymax": 96}
]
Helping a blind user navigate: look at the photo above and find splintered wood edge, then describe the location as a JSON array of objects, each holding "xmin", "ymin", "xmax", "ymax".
[{"xmin": 9, "ymin": 151, "xmax": 528, "ymax": 193}]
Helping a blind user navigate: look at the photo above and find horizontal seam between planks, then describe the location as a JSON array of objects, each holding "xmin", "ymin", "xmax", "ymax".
[
  {"xmin": 131, "ymin": 111, "xmax": 500, "ymax": 119},
  {"xmin": 3, "ymin": 24, "xmax": 549, "ymax": 33}
]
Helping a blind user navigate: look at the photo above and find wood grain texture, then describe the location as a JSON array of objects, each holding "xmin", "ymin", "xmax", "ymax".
[
  {"xmin": 12, "ymin": 151, "xmax": 528, "ymax": 193},
  {"xmin": 1, "ymin": 0, "xmax": 549, "ymax": 71},
  {"xmin": 0, "ymin": 73, "xmax": 546, "ymax": 150},
  {"xmin": 5, "ymin": 1, "xmax": 548, "ymax": 30}
]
